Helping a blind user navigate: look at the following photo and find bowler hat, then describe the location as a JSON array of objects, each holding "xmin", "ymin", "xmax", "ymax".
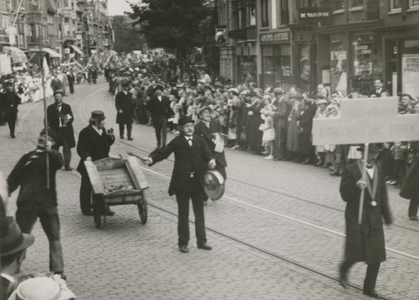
[
  {"xmin": 91, "ymin": 110, "xmax": 106, "ymax": 120},
  {"xmin": 53, "ymin": 89, "xmax": 64, "ymax": 96},
  {"xmin": 178, "ymin": 116, "xmax": 194, "ymax": 126},
  {"xmin": 204, "ymin": 170, "xmax": 225, "ymax": 201},
  {"xmin": 1, "ymin": 217, "xmax": 35, "ymax": 257},
  {"xmin": 121, "ymin": 81, "xmax": 130, "ymax": 88},
  {"xmin": 40, "ymin": 128, "xmax": 59, "ymax": 143},
  {"xmin": 154, "ymin": 84, "xmax": 164, "ymax": 92},
  {"xmin": 356, "ymin": 143, "xmax": 384, "ymax": 153}
]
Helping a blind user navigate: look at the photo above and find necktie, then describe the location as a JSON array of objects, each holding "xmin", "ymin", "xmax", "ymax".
[
  {"xmin": 188, "ymin": 138, "xmax": 192, "ymax": 146},
  {"xmin": 366, "ymin": 164, "xmax": 373, "ymax": 169}
]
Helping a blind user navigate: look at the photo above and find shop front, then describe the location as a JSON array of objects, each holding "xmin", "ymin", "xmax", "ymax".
[
  {"xmin": 259, "ymin": 31, "xmax": 291, "ymax": 89},
  {"xmin": 235, "ymin": 41, "xmax": 257, "ymax": 84}
]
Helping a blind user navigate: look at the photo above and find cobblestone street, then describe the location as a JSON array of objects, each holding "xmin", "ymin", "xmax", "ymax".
[{"xmin": 1, "ymin": 79, "xmax": 419, "ymax": 300}]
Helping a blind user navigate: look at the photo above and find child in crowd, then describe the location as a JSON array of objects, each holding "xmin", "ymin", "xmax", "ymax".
[
  {"xmin": 314, "ymin": 99, "xmax": 328, "ymax": 167},
  {"xmin": 259, "ymin": 108, "xmax": 275, "ymax": 160}
]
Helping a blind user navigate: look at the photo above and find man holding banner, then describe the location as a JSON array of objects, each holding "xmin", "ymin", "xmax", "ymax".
[{"xmin": 338, "ymin": 143, "xmax": 393, "ymax": 298}]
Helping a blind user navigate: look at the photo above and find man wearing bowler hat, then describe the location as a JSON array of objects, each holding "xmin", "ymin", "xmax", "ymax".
[
  {"xmin": 1, "ymin": 217, "xmax": 35, "ymax": 299},
  {"xmin": 0, "ymin": 80, "xmax": 21, "ymax": 138},
  {"xmin": 143, "ymin": 116, "xmax": 216, "ymax": 253},
  {"xmin": 115, "ymin": 82, "xmax": 135, "ymax": 140},
  {"xmin": 47, "ymin": 89, "xmax": 76, "ymax": 170},
  {"xmin": 147, "ymin": 84, "xmax": 174, "ymax": 148},
  {"xmin": 269, "ymin": 87, "xmax": 290, "ymax": 160},
  {"xmin": 77, "ymin": 111, "xmax": 115, "ymax": 216},
  {"xmin": 339, "ymin": 143, "xmax": 393, "ymax": 299},
  {"xmin": 7, "ymin": 128, "xmax": 66, "ymax": 279}
]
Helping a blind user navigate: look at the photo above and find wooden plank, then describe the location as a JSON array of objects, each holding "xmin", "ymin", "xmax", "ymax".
[
  {"xmin": 99, "ymin": 168, "xmax": 134, "ymax": 187},
  {"xmin": 94, "ymin": 157, "xmax": 126, "ymax": 171},
  {"xmin": 126, "ymin": 156, "xmax": 149, "ymax": 190},
  {"xmin": 84, "ymin": 161, "xmax": 104, "ymax": 195}
]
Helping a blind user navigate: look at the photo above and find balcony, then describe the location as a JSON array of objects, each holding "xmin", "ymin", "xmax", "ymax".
[
  {"xmin": 27, "ymin": 36, "xmax": 44, "ymax": 44},
  {"xmin": 228, "ymin": 26, "xmax": 256, "ymax": 40}
]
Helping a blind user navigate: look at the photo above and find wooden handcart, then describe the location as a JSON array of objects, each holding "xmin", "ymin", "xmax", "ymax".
[{"xmin": 84, "ymin": 156, "xmax": 149, "ymax": 229}]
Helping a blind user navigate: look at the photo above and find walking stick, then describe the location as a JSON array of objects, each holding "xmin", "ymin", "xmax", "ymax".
[
  {"xmin": 41, "ymin": 51, "xmax": 50, "ymax": 189},
  {"xmin": 358, "ymin": 143, "xmax": 369, "ymax": 225}
]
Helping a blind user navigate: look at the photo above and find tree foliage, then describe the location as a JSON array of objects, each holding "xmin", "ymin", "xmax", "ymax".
[
  {"xmin": 198, "ymin": 4, "xmax": 219, "ymax": 76},
  {"xmin": 128, "ymin": 0, "xmax": 209, "ymax": 62},
  {"xmin": 111, "ymin": 15, "xmax": 145, "ymax": 53}
]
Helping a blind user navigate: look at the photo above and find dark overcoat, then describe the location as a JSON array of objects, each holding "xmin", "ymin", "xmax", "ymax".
[
  {"xmin": 147, "ymin": 95, "xmax": 174, "ymax": 120},
  {"xmin": 149, "ymin": 134, "xmax": 214, "ymax": 196},
  {"xmin": 297, "ymin": 103, "xmax": 317, "ymax": 156},
  {"xmin": 339, "ymin": 160, "xmax": 393, "ymax": 264},
  {"xmin": 195, "ymin": 120, "xmax": 227, "ymax": 179},
  {"xmin": 0, "ymin": 90, "xmax": 21, "ymax": 117},
  {"xmin": 400, "ymin": 152, "xmax": 419, "ymax": 199},
  {"xmin": 272, "ymin": 97, "xmax": 291, "ymax": 129},
  {"xmin": 47, "ymin": 102, "xmax": 76, "ymax": 148},
  {"xmin": 76, "ymin": 125, "xmax": 115, "ymax": 177},
  {"xmin": 7, "ymin": 149, "xmax": 63, "ymax": 206},
  {"xmin": 115, "ymin": 91, "xmax": 134, "ymax": 124},
  {"xmin": 248, "ymin": 101, "xmax": 264, "ymax": 148}
]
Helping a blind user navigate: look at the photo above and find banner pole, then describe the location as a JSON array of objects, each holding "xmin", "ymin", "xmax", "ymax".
[{"xmin": 358, "ymin": 143, "xmax": 369, "ymax": 225}]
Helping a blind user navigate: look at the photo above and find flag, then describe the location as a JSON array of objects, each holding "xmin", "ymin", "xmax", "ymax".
[{"xmin": 43, "ymin": 56, "xmax": 49, "ymax": 78}]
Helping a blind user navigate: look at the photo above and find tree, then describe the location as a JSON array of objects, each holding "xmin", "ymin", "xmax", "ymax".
[
  {"xmin": 198, "ymin": 4, "xmax": 219, "ymax": 77},
  {"xmin": 111, "ymin": 15, "xmax": 145, "ymax": 53},
  {"xmin": 128, "ymin": 0, "xmax": 209, "ymax": 72}
]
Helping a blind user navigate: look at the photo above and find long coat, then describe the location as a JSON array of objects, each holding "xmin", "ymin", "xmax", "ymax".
[
  {"xmin": 339, "ymin": 160, "xmax": 393, "ymax": 264},
  {"xmin": 400, "ymin": 151, "xmax": 419, "ymax": 199},
  {"xmin": 47, "ymin": 102, "xmax": 76, "ymax": 148},
  {"xmin": 297, "ymin": 103, "xmax": 317, "ymax": 156},
  {"xmin": 248, "ymin": 101, "xmax": 264, "ymax": 150},
  {"xmin": 115, "ymin": 91, "xmax": 134, "ymax": 124},
  {"xmin": 149, "ymin": 134, "xmax": 214, "ymax": 196},
  {"xmin": 195, "ymin": 120, "xmax": 227, "ymax": 179},
  {"xmin": 287, "ymin": 104, "xmax": 302, "ymax": 152},
  {"xmin": 0, "ymin": 90, "xmax": 21, "ymax": 118},
  {"xmin": 272, "ymin": 97, "xmax": 291, "ymax": 130},
  {"xmin": 76, "ymin": 125, "xmax": 115, "ymax": 177},
  {"xmin": 147, "ymin": 95, "xmax": 174, "ymax": 120}
]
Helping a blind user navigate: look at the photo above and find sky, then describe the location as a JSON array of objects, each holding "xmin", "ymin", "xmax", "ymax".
[{"xmin": 107, "ymin": 0, "xmax": 134, "ymax": 16}]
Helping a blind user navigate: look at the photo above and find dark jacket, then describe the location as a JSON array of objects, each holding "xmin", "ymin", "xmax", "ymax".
[
  {"xmin": 149, "ymin": 134, "xmax": 214, "ymax": 196},
  {"xmin": 115, "ymin": 91, "xmax": 134, "ymax": 124},
  {"xmin": 339, "ymin": 160, "xmax": 393, "ymax": 264},
  {"xmin": 7, "ymin": 149, "xmax": 63, "ymax": 206},
  {"xmin": 147, "ymin": 95, "xmax": 174, "ymax": 119},
  {"xmin": 76, "ymin": 125, "xmax": 115, "ymax": 176},
  {"xmin": 0, "ymin": 90, "xmax": 21, "ymax": 115},
  {"xmin": 195, "ymin": 120, "xmax": 227, "ymax": 178},
  {"xmin": 272, "ymin": 97, "xmax": 291, "ymax": 129},
  {"xmin": 47, "ymin": 102, "xmax": 76, "ymax": 148},
  {"xmin": 400, "ymin": 152, "xmax": 419, "ymax": 199}
]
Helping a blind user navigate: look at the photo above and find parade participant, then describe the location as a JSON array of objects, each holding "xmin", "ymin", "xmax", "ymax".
[
  {"xmin": 399, "ymin": 141, "xmax": 419, "ymax": 221},
  {"xmin": 142, "ymin": 116, "xmax": 216, "ymax": 253},
  {"xmin": 7, "ymin": 128, "xmax": 66, "ymax": 279},
  {"xmin": 0, "ymin": 80, "xmax": 21, "ymax": 138},
  {"xmin": 1, "ymin": 217, "xmax": 35, "ymax": 300},
  {"xmin": 67, "ymin": 70, "xmax": 75, "ymax": 94},
  {"xmin": 270, "ymin": 87, "xmax": 290, "ymax": 161},
  {"xmin": 77, "ymin": 111, "xmax": 115, "ymax": 216},
  {"xmin": 116, "ymin": 82, "xmax": 135, "ymax": 140},
  {"xmin": 339, "ymin": 143, "xmax": 393, "ymax": 299},
  {"xmin": 50, "ymin": 73, "xmax": 62, "ymax": 93},
  {"xmin": 147, "ymin": 84, "xmax": 175, "ymax": 148},
  {"xmin": 47, "ymin": 90, "xmax": 76, "ymax": 171}
]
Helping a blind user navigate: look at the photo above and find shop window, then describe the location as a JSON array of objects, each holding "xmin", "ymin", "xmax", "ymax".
[
  {"xmin": 351, "ymin": 0, "xmax": 363, "ymax": 7},
  {"xmin": 299, "ymin": 44, "xmax": 311, "ymax": 92},
  {"xmin": 280, "ymin": 0, "xmax": 289, "ymax": 24},
  {"xmin": 299, "ymin": 0, "xmax": 319, "ymax": 7},
  {"xmin": 261, "ymin": 0, "xmax": 269, "ymax": 27},
  {"xmin": 402, "ymin": 40, "xmax": 419, "ymax": 98},
  {"xmin": 330, "ymin": 36, "xmax": 347, "ymax": 94}
]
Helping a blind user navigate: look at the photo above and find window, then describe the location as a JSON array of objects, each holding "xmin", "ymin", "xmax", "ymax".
[
  {"xmin": 261, "ymin": 0, "xmax": 269, "ymax": 27},
  {"xmin": 392, "ymin": 0, "xmax": 402, "ymax": 8},
  {"xmin": 411, "ymin": 0, "xmax": 419, "ymax": 6},
  {"xmin": 280, "ymin": 0, "xmax": 289, "ymax": 24},
  {"xmin": 248, "ymin": 4, "xmax": 256, "ymax": 26},
  {"xmin": 332, "ymin": 0, "xmax": 345, "ymax": 10},
  {"xmin": 240, "ymin": 5, "xmax": 246, "ymax": 28},
  {"xmin": 232, "ymin": 1, "xmax": 239, "ymax": 30},
  {"xmin": 351, "ymin": 0, "xmax": 363, "ymax": 7},
  {"xmin": 64, "ymin": 17, "xmax": 69, "ymax": 23},
  {"xmin": 300, "ymin": 0, "xmax": 318, "ymax": 7},
  {"xmin": 47, "ymin": 15, "xmax": 54, "ymax": 24}
]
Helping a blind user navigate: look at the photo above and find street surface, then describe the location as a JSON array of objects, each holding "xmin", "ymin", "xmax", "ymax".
[{"xmin": 1, "ymin": 78, "xmax": 418, "ymax": 300}]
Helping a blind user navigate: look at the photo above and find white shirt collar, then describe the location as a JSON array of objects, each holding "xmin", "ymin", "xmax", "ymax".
[
  {"xmin": 184, "ymin": 135, "xmax": 193, "ymax": 141},
  {"xmin": 92, "ymin": 125, "xmax": 103, "ymax": 135},
  {"xmin": 122, "ymin": 90, "xmax": 127, "ymax": 95},
  {"xmin": 1, "ymin": 273, "xmax": 15, "ymax": 283}
]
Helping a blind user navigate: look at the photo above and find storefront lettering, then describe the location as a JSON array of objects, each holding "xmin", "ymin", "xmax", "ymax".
[
  {"xmin": 300, "ymin": 12, "xmax": 329, "ymax": 18},
  {"xmin": 355, "ymin": 45, "xmax": 371, "ymax": 55},
  {"xmin": 260, "ymin": 33, "xmax": 289, "ymax": 43}
]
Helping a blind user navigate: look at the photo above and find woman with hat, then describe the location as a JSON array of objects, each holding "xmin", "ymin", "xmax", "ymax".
[
  {"xmin": 247, "ymin": 88, "xmax": 265, "ymax": 155},
  {"xmin": 286, "ymin": 92, "xmax": 303, "ymax": 162},
  {"xmin": 297, "ymin": 97, "xmax": 317, "ymax": 164}
]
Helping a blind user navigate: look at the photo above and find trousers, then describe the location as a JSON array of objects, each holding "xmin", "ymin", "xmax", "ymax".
[
  {"xmin": 340, "ymin": 261, "xmax": 380, "ymax": 293},
  {"xmin": 16, "ymin": 201, "xmax": 64, "ymax": 273},
  {"xmin": 79, "ymin": 174, "xmax": 92, "ymax": 213},
  {"xmin": 153, "ymin": 115, "xmax": 168, "ymax": 147},
  {"xmin": 119, "ymin": 123, "xmax": 132, "ymax": 138},
  {"xmin": 408, "ymin": 196, "xmax": 419, "ymax": 217},
  {"xmin": 6, "ymin": 111, "xmax": 17, "ymax": 137},
  {"xmin": 175, "ymin": 176, "xmax": 207, "ymax": 247},
  {"xmin": 52, "ymin": 138, "xmax": 71, "ymax": 168}
]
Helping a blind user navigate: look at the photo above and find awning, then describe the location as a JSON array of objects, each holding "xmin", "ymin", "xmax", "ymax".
[
  {"xmin": 2, "ymin": 46, "xmax": 28, "ymax": 64},
  {"xmin": 69, "ymin": 45, "xmax": 84, "ymax": 56},
  {"xmin": 42, "ymin": 47, "xmax": 62, "ymax": 58}
]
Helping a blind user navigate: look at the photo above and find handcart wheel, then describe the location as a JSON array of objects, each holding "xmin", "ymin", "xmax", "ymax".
[
  {"xmin": 92, "ymin": 195, "xmax": 106, "ymax": 229},
  {"xmin": 137, "ymin": 191, "xmax": 148, "ymax": 224}
]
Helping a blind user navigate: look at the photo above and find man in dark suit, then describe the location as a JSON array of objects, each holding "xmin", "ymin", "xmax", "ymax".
[
  {"xmin": 50, "ymin": 73, "xmax": 62, "ymax": 93},
  {"xmin": 369, "ymin": 79, "xmax": 384, "ymax": 98},
  {"xmin": 77, "ymin": 111, "xmax": 115, "ymax": 216},
  {"xmin": 67, "ymin": 70, "xmax": 75, "ymax": 94},
  {"xmin": 115, "ymin": 82, "xmax": 135, "ymax": 140},
  {"xmin": 7, "ymin": 128, "xmax": 66, "ymax": 278},
  {"xmin": 147, "ymin": 85, "xmax": 174, "ymax": 148},
  {"xmin": 270, "ymin": 87, "xmax": 290, "ymax": 160},
  {"xmin": 400, "ymin": 141, "xmax": 419, "ymax": 221},
  {"xmin": 47, "ymin": 90, "xmax": 75, "ymax": 170},
  {"xmin": 143, "ymin": 116, "xmax": 216, "ymax": 253},
  {"xmin": 0, "ymin": 81, "xmax": 21, "ymax": 138},
  {"xmin": 1, "ymin": 217, "xmax": 35, "ymax": 300},
  {"xmin": 339, "ymin": 144, "xmax": 393, "ymax": 299}
]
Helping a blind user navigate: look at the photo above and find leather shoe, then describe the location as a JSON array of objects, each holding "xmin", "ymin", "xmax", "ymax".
[
  {"xmin": 197, "ymin": 243, "xmax": 212, "ymax": 250},
  {"xmin": 339, "ymin": 276, "xmax": 348, "ymax": 288},
  {"xmin": 65, "ymin": 167, "xmax": 73, "ymax": 171},
  {"xmin": 363, "ymin": 290, "xmax": 382, "ymax": 299},
  {"xmin": 409, "ymin": 215, "xmax": 419, "ymax": 221},
  {"xmin": 128, "ymin": 137, "xmax": 134, "ymax": 141},
  {"xmin": 179, "ymin": 246, "xmax": 189, "ymax": 253},
  {"xmin": 82, "ymin": 211, "xmax": 93, "ymax": 216},
  {"xmin": 105, "ymin": 209, "xmax": 115, "ymax": 216}
]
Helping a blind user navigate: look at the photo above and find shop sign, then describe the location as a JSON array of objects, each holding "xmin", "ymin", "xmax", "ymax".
[
  {"xmin": 355, "ymin": 45, "xmax": 371, "ymax": 55},
  {"xmin": 331, "ymin": 51, "xmax": 346, "ymax": 60},
  {"xmin": 299, "ymin": 7, "xmax": 330, "ymax": 21},
  {"xmin": 402, "ymin": 54, "xmax": 419, "ymax": 99},
  {"xmin": 260, "ymin": 32, "xmax": 289, "ymax": 43}
]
